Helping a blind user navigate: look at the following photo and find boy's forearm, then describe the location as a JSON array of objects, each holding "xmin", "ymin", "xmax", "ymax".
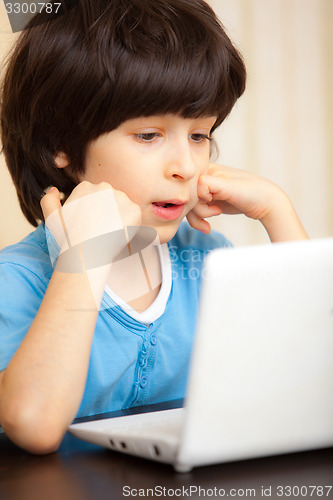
[
  {"xmin": 0, "ymin": 268, "xmax": 104, "ymax": 454},
  {"xmin": 260, "ymin": 190, "xmax": 309, "ymax": 243}
]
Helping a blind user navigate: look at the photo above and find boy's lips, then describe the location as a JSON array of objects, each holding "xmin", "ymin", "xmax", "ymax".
[{"xmin": 151, "ymin": 200, "xmax": 187, "ymax": 220}]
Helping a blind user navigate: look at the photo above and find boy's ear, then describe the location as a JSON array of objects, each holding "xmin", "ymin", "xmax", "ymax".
[{"xmin": 54, "ymin": 151, "xmax": 70, "ymax": 169}]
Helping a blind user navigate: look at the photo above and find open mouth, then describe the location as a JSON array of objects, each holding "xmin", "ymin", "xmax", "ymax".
[
  {"xmin": 152, "ymin": 200, "xmax": 186, "ymax": 220},
  {"xmin": 153, "ymin": 202, "xmax": 178, "ymax": 208}
]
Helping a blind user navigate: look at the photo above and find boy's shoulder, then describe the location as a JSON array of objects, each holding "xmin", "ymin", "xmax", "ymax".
[
  {"xmin": 0, "ymin": 224, "xmax": 53, "ymax": 282},
  {"xmin": 169, "ymin": 222, "xmax": 232, "ymax": 253}
]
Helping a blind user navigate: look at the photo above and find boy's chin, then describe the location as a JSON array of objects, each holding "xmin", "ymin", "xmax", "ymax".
[{"xmin": 155, "ymin": 220, "xmax": 184, "ymax": 244}]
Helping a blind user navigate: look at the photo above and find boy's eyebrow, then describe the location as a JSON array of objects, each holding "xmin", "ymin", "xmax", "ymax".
[{"xmin": 122, "ymin": 116, "xmax": 217, "ymax": 127}]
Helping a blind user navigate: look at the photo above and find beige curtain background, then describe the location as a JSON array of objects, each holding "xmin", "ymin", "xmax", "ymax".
[
  {"xmin": 0, "ymin": 0, "xmax": 332, "ymax": 249},
  {"xmin": 209, "ymin": 0, "xmax": 333, "ymax": 245},
  {"xmin": 0, "ymin": 4, "xmax": 28, "ymax": 249}
]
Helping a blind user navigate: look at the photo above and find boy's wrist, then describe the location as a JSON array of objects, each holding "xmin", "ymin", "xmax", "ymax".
[{"xmin": 260, "ymin": 189, "xmax": 309, "ymax": 242}]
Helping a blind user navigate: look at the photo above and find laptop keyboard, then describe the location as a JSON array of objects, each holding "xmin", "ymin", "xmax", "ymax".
[{"xmin": 107, "ymin": 410, "xmax": 184, "ymax": 442}]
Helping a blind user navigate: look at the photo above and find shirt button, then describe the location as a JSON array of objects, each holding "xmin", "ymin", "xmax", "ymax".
[
  {"xmin": 150, "ymin": 333, "xmax": 157, "ymax": 346},
  {"xmin": 140, "ymin": 375, "xmax": 148, "ymax": 388}
]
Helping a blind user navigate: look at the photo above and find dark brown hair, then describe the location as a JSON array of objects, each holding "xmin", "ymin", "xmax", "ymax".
[{"xmin": 1, "ymin": 0, "xmax": 246, "ymax": 226}]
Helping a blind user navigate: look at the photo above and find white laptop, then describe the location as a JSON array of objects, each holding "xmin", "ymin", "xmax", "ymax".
[{"xmin": 69, "ymin": 238, "xmax": 333, "ymax": 472}]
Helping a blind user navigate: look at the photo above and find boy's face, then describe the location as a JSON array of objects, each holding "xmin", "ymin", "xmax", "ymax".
[{"xmin": 82, "ymin": 114, "xmax": 216, "ymax": 244}]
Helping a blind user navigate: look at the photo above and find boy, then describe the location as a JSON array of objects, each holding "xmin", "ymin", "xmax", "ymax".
[{"xmin": 0, "ymin": 0, "xmax": 308, "ymax": 454}]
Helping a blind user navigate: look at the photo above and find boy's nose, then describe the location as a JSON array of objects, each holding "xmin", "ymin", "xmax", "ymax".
[{"xmin": 164, "ymin": 142, "xmax": 197, "ymax": 181}]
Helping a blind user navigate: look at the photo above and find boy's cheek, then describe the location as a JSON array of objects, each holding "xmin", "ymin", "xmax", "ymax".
[{"xmin": 186, "ymin": 196, "xmax": 200, "ymax": 216}]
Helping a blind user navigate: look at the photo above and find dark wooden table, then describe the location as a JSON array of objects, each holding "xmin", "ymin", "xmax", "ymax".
[{"xmin": 1, "ymin": 417, "xmax": 332, "ymax": 500}]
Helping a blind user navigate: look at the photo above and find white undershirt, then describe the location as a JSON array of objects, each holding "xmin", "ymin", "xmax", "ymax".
[{"xmin": 104, "ymin": 243, "xmax": 172, "ymax": 325}]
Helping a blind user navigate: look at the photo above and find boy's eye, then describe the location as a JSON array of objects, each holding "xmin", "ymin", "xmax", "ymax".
[
  {"xmin": 190, "ymin": 133, "xmax": 211, "ymax": 143},
  {"xmin": 135, "ymin": 133, "xmax": 160, "ymax": 142}
]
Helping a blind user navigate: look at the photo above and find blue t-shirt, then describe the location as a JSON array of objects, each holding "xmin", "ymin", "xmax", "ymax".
[{"xmin": 0, "ymin": 223, "xmax": 231, "ymax": 417}]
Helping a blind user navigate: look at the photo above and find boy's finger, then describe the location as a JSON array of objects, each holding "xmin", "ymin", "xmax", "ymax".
[
  {"xmin": 198, "ymin": 174, "xmax": 230, "ymax": 200},
  {"xmin": 193, "ymin": 203, "xmax": 223, "ymax": 219},
  {"xmin": 186, "ymin": 211, "xmax": 211, "ymax": 234},
  {"xmin": 197, "ymin": 176, "xmax": 213, "ymax": 201},
  {"xmin": 40, "ymin": 187, "xmax": 62, "ymax": 220}
]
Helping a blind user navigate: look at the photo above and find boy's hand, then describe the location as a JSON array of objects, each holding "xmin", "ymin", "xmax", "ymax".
[
  {"xmin": 41, "ymin": 181, "xmax": 142, "ymax": 251},
  {"xmin": 41, "ymin": 182, "xmax": 143, "ymax": 304},
  {"xmin": 187, "ymin": 163, "xmax": 308, "ymax": 242}
]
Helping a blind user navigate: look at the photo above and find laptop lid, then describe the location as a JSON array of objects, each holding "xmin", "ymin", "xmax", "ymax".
[{"xmin": 177, "ymin": 238, "xmax": 333, "ymax": 470}]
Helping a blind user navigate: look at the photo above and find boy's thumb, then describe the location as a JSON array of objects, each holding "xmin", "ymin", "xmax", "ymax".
[{"xmin": 40, "ymin": 187, "xmax": 62, "ymax": 220}]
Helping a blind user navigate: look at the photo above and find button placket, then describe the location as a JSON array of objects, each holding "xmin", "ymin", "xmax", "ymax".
[
  {"xmin": 135, "ymin": 332, "xmax": 150, "ymax": 393},
  {"xmin": 127, "ymin": 324, "xmax": 158, "ymax": 407},
  {"xmin": 137, "ymin": 326, "xmax": 156, "ymax": 394},
  {"xmin": 122, "ymin": 324, "xmax": 157, "ymax": 409}
]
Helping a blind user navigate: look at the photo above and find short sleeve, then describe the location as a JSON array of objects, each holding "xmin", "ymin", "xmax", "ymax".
[{"xmin": 0, "ymin": 262, "xmax": 47, "ymax": 371}]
